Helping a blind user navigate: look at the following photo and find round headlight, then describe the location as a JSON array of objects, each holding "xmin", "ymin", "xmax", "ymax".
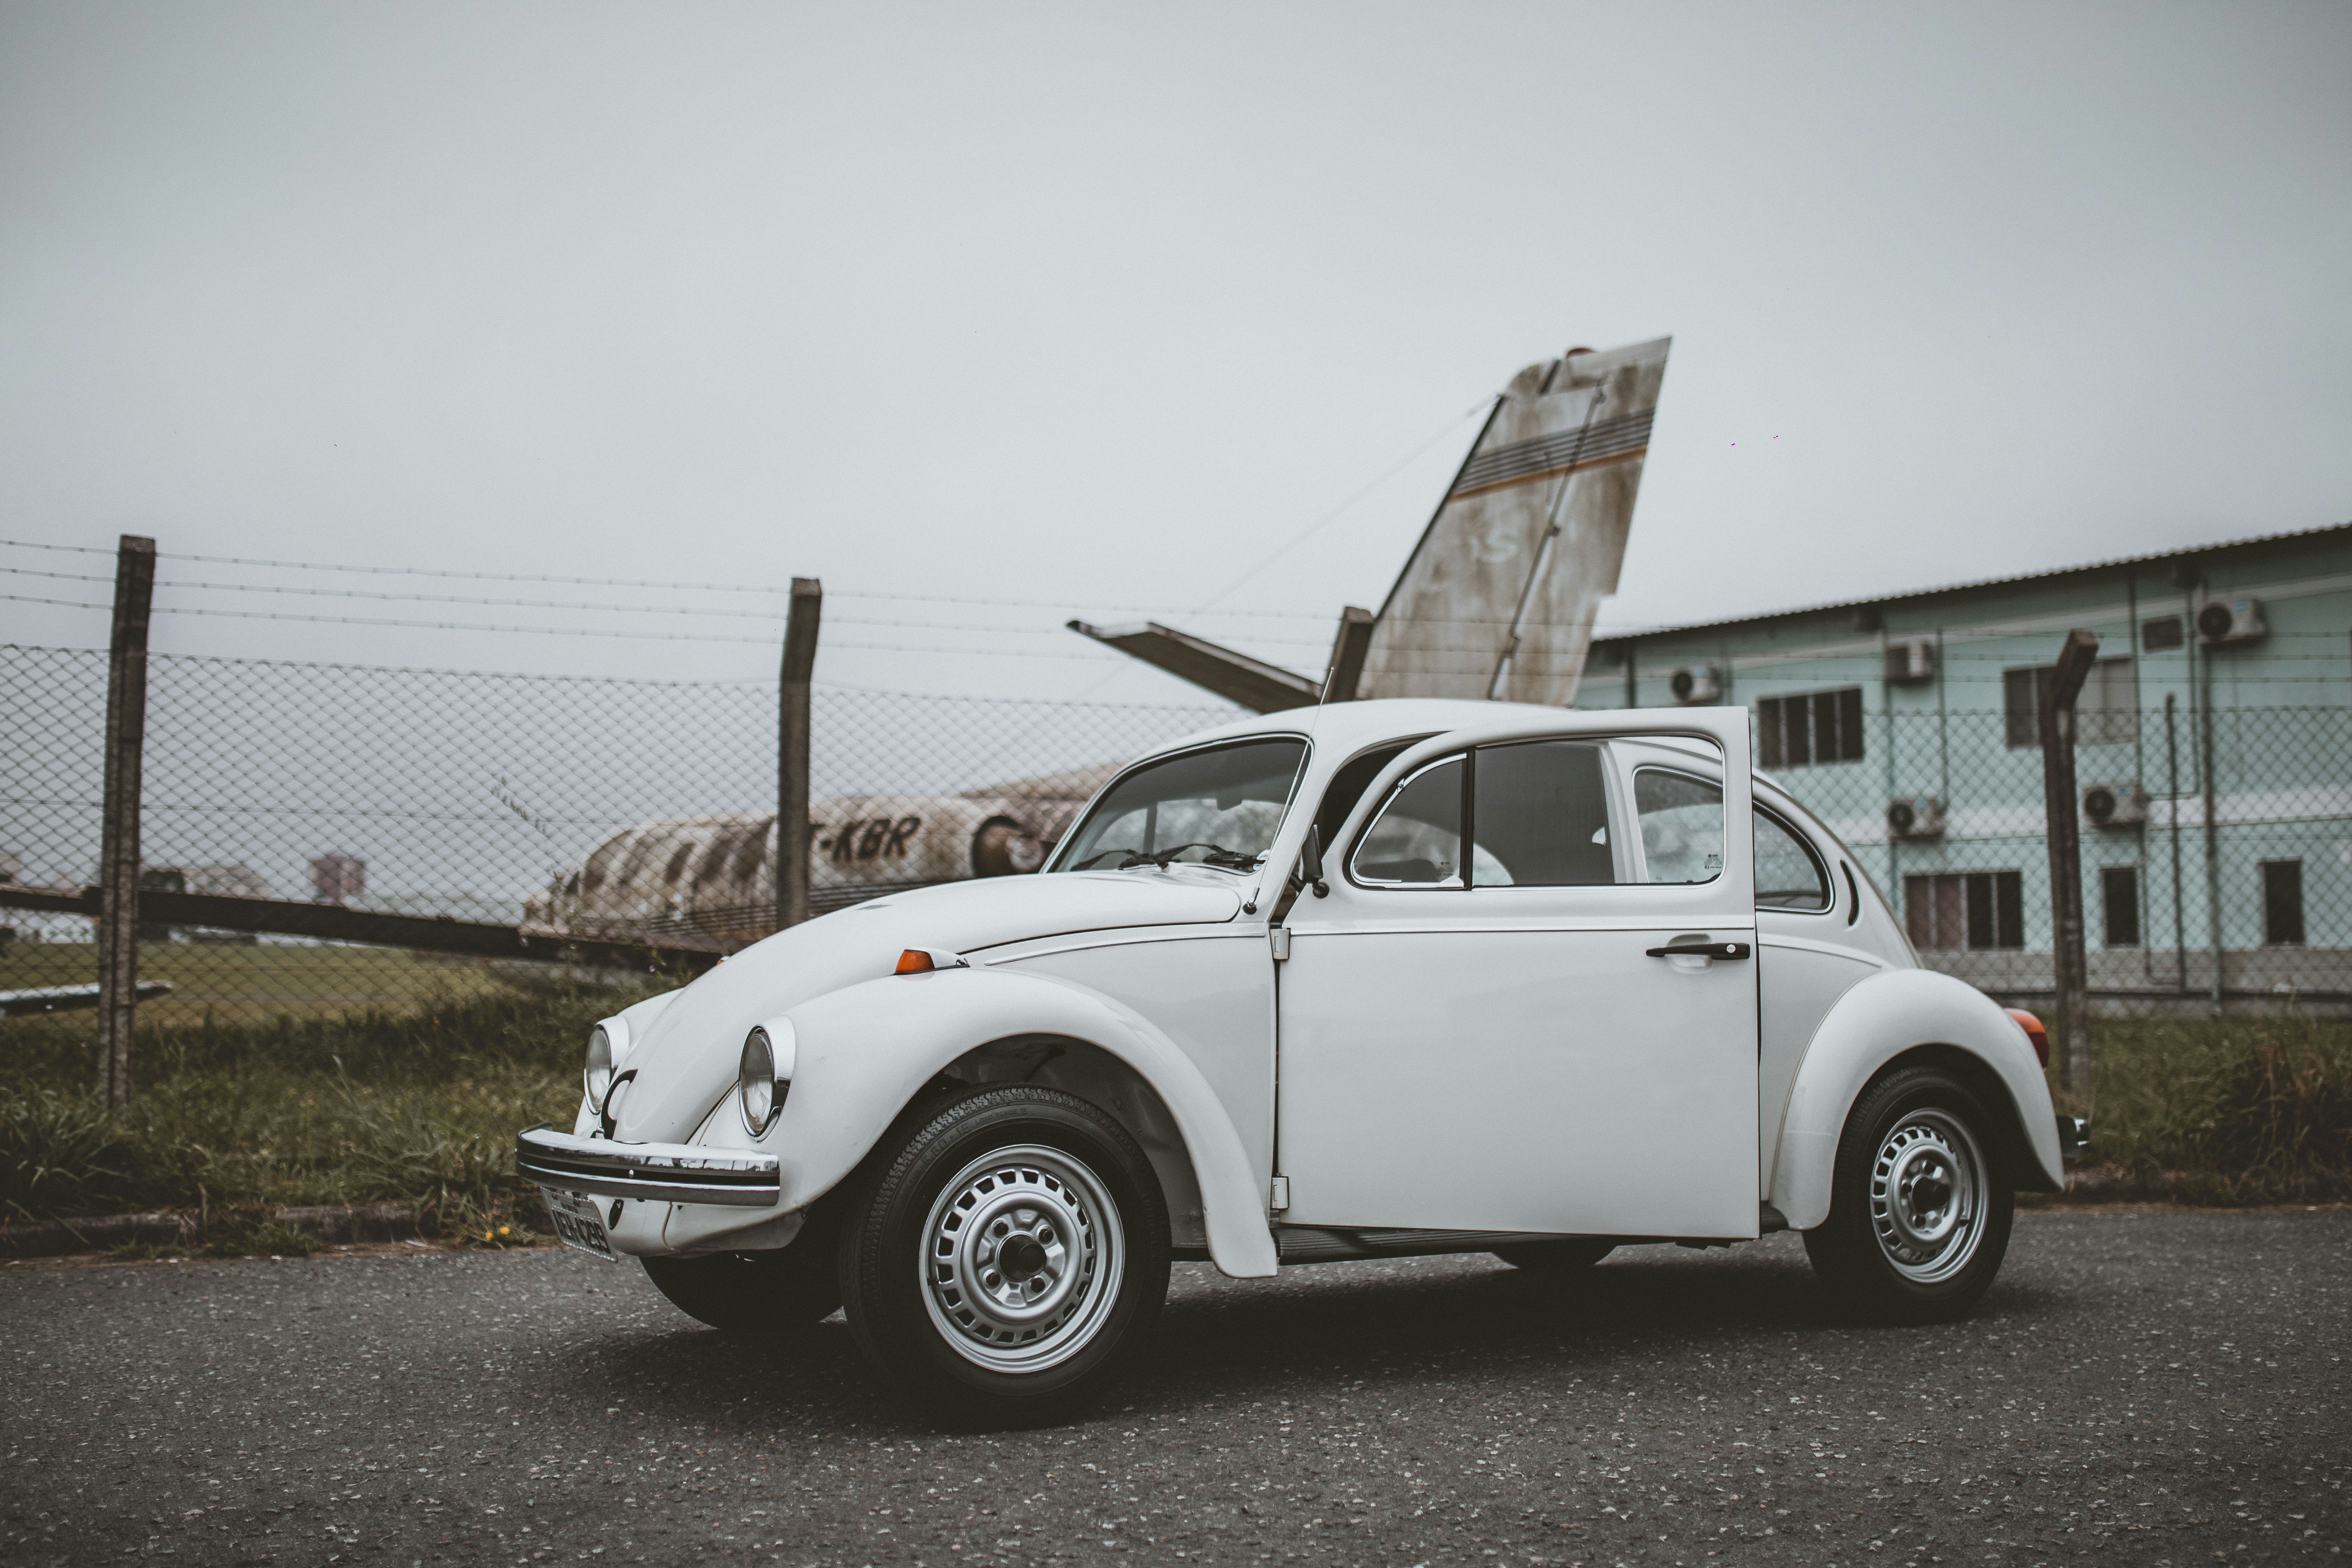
[
  {"xmin": 738, "ymin": 1020, "xmax": 793, "ymax": 1136},
  {"xmin": 584, "ymin": 1024, "xmax": 615, "ymax": 1112},
  {"xmin": 739, "ymin": 1028, "xmax": 776, "ymax": 1135}
]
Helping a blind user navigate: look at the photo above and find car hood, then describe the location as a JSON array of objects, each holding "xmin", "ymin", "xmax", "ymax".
[{"xmin": 610, "ymin": 869, "xmax": 1243, "ymax": 1142}]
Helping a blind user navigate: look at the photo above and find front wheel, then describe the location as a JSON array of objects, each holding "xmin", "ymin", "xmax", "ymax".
[
  {"xmin": 838, "ymin": 1086, "xmax": 1170, "ymax": 1426},
  {"xmin": 1803, "ymin": 1065, "xmax": 2014, "ymax": 1323}
]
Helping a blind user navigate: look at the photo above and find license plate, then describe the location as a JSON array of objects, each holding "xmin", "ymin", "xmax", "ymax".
[{"xmin": 540, "ymin": 1186, "xmax": 615, "ymax": 1260}]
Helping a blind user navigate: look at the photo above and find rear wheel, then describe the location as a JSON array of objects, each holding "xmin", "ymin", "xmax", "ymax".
[
  {"xmin": 1804, "ymin": 1065, "xmax": 2014, "ymax": 1323},
  {"xmin": 838, "ymin": 1086, "xmax": 1169, "ymax": 1426},
  {"xmin": 1494, "ymin": 1238, "xmax": 1616, "ymax": 1274}
]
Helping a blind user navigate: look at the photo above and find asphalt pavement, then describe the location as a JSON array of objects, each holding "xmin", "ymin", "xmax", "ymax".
[{"xmin": 5, "ymin": 1210, "xmax": 2345, "ymax": 1567}]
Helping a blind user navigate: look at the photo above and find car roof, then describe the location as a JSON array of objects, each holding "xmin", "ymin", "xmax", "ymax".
[
  {"xmin": 1138, "ymin": 698, "xmax": 1563, "ymax": 762},
  {"xmin": 1122, "ymin": 699, "xmax": 1867, "ymax": 870}
]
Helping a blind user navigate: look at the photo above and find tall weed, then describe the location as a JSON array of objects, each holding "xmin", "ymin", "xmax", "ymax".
[
  {"xmin": 2082, "ymin": 1015, "xmax": 2352, "ymax": 1202},
  {"xmin": 0, "ymin": 1091, "xmax": 164, "ymax": 1220},
  {"xmin": 0, "ymin": 978, "xmax": 662, "ymax": 1227}
]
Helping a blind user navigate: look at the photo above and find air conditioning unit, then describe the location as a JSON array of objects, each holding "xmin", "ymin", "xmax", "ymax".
[
  {"xmin": 2081, "ymin": 782, "xmax": 2148, "ymax": 829},
  {"xmin": 1667, "ymin": 664, "xmax": 1722, "ymax": 705},
  {"xmin": 1886, "ymin": 795, "xmax": 1946, "ymax": 840},
  {"xmin": 2196, "ymin": 596, "xmax": 2266, "ymax": 645},
  {"xmin": 1883, "ymin": 637, "xmax": 1936, "ymax": 686}
]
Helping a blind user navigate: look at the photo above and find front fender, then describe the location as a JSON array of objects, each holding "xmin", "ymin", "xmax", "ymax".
[
  {"xmin": 568, "ymin": 986, "xmax": 687, "ymax": 1137},
  {"xmin": 678, "ymin": 966, "xmax": 1279, "ymax": 1278},
  {"xmin": 1768, "ymin": 968, "xmax": 2063, "ymax": 1231}
]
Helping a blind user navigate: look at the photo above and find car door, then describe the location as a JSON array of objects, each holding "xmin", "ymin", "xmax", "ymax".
[
  {"xmin": 1609, "ymin": 743, "xmax": 1891, "ymax": 1195},
  {"xmin": 1274, "ymin": 711, "xmax": 1761, "ymax": 1240}
]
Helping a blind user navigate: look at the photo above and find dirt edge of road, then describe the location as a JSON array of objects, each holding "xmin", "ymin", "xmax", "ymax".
[{"xmin": 7, "ymin": 1198, "xmax": 2344, "ymax": 1272}]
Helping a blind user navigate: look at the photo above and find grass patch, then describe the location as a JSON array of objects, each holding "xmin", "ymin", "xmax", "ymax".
[
  {"xmin": 9, "ymin": 979, "xmax": 2346, "ymax": 1244},
  {"xmin": 0, "ymin": 940, "xmax": 519, "ymax": 1027},
  {"xmin": 1, "ymin": 975, "xmax": 675, "ymax": 1239},
  {"xmin": 2059, "ymin": 1014, "xmax": 2352, "ymax": 1202}
]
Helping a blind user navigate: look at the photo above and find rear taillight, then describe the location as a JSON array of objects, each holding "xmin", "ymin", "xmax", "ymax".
[{"xmin": 2005, "ymin": 1007, "xmax": 2050, "ymax": 1069}]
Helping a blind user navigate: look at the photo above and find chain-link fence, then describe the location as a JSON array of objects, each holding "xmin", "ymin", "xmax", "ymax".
[
  {"xmin": 1756, "ymin": 700, "xmax": 2352, "ymax": 1016},
  {"xmin": 8, "ymin": 637, "xmax": 2348, "ymax": 1031},
  {"xmin": 0, "ymin": 643, "xmax": 1236, "ymax": 1028}
]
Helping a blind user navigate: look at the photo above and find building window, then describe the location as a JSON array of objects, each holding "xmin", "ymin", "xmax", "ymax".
[
  {"xmin": 1904, "ymin": 870, "xmax": 2024, "ymax": 950},
  {"xmin": 2100, "ymin": 865, "xmax": 2141, "ymax": 947},
  {"xmin": 2141, "ymin": 615, "xmax": 2184, "ymax": 652},
  {"xmin": 2261, "ymin": 860, "xmax": 2305, "ymax": 946},
  {"xmin": 1757, "ymin": 687, "xmax": 1864, "ymax": 769},
  {"xmin": 2003, "ymin": 658, "xmax": 2137, "ymax": 749}
]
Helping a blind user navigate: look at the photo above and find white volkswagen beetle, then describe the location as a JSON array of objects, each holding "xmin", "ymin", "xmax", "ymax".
[{"xmin": 519, "ymin": 700, "xmax": 2085, "ymax": 1423}]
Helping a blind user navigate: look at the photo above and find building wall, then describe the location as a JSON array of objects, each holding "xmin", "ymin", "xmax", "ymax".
[{"xmin": 1582, "ymin": 525, "xmax": 2352, "ymax": 1003}]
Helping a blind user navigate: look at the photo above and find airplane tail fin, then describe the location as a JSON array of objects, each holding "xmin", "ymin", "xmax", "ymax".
[
  {"xmin": 1070, "ymin": 336, "xmax": 1670, "ymax": 710},
  {"xmin": 1357, "ymin": 336, "xmax": 1670, "ymax": 706}
]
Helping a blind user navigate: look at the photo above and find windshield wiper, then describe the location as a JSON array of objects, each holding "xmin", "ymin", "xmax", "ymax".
[{"xmin": 1077, "ymin": 842, "xmax": 1261, "ymax": 873}]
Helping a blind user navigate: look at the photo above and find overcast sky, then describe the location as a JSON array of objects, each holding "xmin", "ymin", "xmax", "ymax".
[{"xmin": 3, "ymin": 1, "xmax": 2346, "ymax": 702}]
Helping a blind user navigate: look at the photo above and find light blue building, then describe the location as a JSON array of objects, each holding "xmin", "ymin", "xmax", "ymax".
[{"xmin": 1581, "ymin": 522, "xmax": 2352, "ymax": 1013}]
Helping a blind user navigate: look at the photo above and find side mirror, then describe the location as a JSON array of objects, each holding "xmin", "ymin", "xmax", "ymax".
[{"xmin": 1301, "ymin": 824, "xmax": 1329, "ymax": 898}]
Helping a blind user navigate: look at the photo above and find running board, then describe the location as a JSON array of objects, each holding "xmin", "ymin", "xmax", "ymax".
[
  {"xmin": 1275, "ymin": 1226, "xmax": 1590, "ymax": 1264},
  {"xmin": 1273, "ymin": 1217, "xmax": 1780, "ymax": 1264}
]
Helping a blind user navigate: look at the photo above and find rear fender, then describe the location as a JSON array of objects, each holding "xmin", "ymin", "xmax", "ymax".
[
  {"xmin": 666, "ymin": 966, "xmax": 1278, "ymax": 1278},
  {"xmin": 1769, "ymin": 968, "xmax": 2063, "ymax": 1230}
]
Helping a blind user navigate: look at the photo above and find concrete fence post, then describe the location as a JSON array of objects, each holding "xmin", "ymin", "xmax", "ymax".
[
  {"xmin": 2038, "ymin": 628, "xmax": 2100, "ymax": 1091},
  {"xmin": 97, "ymin": 534, "xmax": 157, "ymax": 1108},
  {"xmin": 777, "ymin": 578, "xmax": 822, "ymax": 931}
]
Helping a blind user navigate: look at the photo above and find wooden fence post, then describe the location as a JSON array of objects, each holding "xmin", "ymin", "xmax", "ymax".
[
  {"xmin": 96, "ymin": 534, "xmax": 157, "ymax": 1108},
  {"xmin": 1321, "ymin": 606, "xmax": 1375, "ymax": 702},
  {"xmin": 2038, "ymin": 628, "xmax": 2100, "ymax": 1091},
  {"xmin": 777, "ymin": 578, "xmax": 822, "ymax": 931}
]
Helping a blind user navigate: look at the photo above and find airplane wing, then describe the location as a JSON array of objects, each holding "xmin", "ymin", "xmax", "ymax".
[
  {"xmin": 1356, "ymin": 336, "xmax": 1670, "ymax": 706},
  {"xmin": 1065, "ymin": 619, "xmax": 1320, "ymax": 713}
]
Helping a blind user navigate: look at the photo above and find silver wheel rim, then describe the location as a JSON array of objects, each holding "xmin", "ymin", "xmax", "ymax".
[
  {"xmin": 919, "ymin": 1143, "xmax": 1125, "ymax": 1373},
  {"xmin": 1868, "ymin": 1108, "xmax": 1988, "ymax": 1284}
]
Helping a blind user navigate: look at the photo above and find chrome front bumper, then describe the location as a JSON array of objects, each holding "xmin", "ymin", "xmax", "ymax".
[
  {"xmin": 2056, "ymin": 1114, "xmax": 2092, "ymax": 1163},
  {"xmin": 516, "ymin": 1125, "xmax": 781, "ymax": 1208}
]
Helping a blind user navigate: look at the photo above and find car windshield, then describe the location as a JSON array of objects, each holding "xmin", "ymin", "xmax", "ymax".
[{"xmin": 1052, "ymin": 738, "xmax": 1308, "ymax": 874}]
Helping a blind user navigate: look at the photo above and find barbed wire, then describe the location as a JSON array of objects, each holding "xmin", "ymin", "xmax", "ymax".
[
  {"xmin": 11, "ymin": 544, "xmax": 2348, "ymax": 654},
  {"xmin": 14, "ymin": 590, "xmax": 2350, "ymax": 685},
  {"xmin": 0, "ymin": 595, "xmax": 1131, "ymax": 658}
]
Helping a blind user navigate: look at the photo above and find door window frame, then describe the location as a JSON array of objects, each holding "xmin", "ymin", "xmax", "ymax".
[
  {"xmin": 1345, "ymin": 740, "xmax": 1704, "ymax": 894},
  {"xmin": 1278, "ymin": 708, "xmax": 1758, "ymax": 924}
]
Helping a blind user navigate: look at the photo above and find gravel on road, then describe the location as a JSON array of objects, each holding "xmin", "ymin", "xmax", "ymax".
[{"xmin": 5, "ymin": 1210, "xmax": 2346, "ymax": 1567}]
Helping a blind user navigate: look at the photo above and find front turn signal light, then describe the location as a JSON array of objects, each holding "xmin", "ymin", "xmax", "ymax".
[{"xmin": 895, "ymin": 947, "xmax": 968, "ymax": 975}]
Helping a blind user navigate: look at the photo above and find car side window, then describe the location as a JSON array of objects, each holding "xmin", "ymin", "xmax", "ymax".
[
  {"xmin": 1632, "ymin": 767, "xmax": 1725, "ymax": 884},
  {"xmin": 1757, "ymin": 807, "xmax": 1832, "ymax": 911},
  {"xmin": 1315, "ymin": 741, "xmax": 1418, "ymax": 853},
  {"xmin": 1629, "ymin": 768, "xmax": 1827, "ymax": 906},
  {"xmin": 1470, "ymin": 739, "xmax": 1616, "ymax": 887},
  {"xmin": 1351, "ymin": 755, "xmax": 1464, "ymax": 886}
]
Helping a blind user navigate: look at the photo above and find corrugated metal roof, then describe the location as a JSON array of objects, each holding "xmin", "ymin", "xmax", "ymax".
[{"xmin": 1592, "ymin": 519, "xmax": 2352, "ymax": 646}]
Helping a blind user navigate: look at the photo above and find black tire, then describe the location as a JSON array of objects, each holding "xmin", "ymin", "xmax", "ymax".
[
  {"xmin": 838, "ymin": 1086, "xmax": 1170, "ymax": 1427},
  {"xmin": 1803, "ymin": 1065, "xmax": 2015, "ymax": 1323},
  {"xmin": 1494, "ymin": 1238, "xmax": 1616, "ymax": 1274},
  {"xmin": 642, "ymin": 1211, "xmax": 842, "ymax": 1335}
]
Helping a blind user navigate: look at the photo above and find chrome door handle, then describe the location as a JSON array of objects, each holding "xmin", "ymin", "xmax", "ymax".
[{"xmin": 1646, "ymin": 939, "xmax": 1751, "ymax": 960}]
